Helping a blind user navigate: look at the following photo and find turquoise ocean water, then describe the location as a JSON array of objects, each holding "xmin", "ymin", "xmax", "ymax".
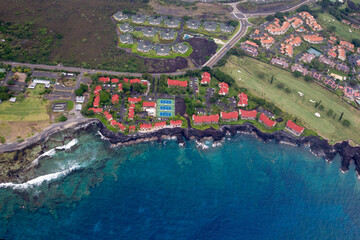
[{"xmin": 1, "ymin": 131, "xmax": 360, "ymax": 239}]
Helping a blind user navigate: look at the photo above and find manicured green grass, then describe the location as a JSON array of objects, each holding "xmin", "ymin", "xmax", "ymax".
[
  {"xmin": 132, "ymin": 31, "xmax": 161, "ymax": 43},
  {"xmin": 52, "ymin": 100, "xmax": 74, "ymax": 111},
  {"xmin": 221, "ymin": 56, "xmax": 360, "ymax": 143},
  {"xmin": 0, "ymin": 98, "xmax": 49, "ymax": 121},
  {"xmin": 26, "ymin": 84, "xmax": 45, "ymax": 97},
  {"xmin": 317, "ymin": 13, "xmax": 360, "ymax": 42}
]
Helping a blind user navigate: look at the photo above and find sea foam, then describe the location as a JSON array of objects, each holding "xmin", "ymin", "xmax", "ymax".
[
  {"xmin": 31, "ymin": 139, "xmax": 78, "ymax": 166},
  {"xmin": 0, "ymin": 165, "xmax": 80, "ymax": 190}
]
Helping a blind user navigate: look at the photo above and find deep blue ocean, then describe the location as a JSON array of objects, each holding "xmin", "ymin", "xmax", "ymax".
[{"xmin": 1, "ymin": 131, "xmax": 360, "ymax": 240}]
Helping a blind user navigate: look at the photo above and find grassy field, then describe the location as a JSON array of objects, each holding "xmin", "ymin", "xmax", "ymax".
[
  {"xmin": 0, "ymin": 98, "xmax": 49, "ymax": 122},
  {"xmin": 317, "ymin": 13, "xmax": 360, "ymax": 42},
  {"xmin": 221, "ymin": 56, "xmax": 360, "ymax": 143}
]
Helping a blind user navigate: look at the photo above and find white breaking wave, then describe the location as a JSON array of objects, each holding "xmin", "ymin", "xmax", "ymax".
[
  {"xmin": 97, "ymin": 131, "xmax": 109, "ymax": 141},
  {"xmin": 55, "ymin": 139, "xmax": 78, "ymax": 150},
  {"xmin": 196, "ymin": 141, "xmax": 209, "ymax": 150},
  {"xmin": 31, "ymin": 139, "xmax": 78, "ymax": 166},
  {"xmin": 0, "ymin": 165, "xmax": 80, "ymax": 190}
]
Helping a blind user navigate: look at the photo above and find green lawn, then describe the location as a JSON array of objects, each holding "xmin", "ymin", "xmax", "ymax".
[
  {"xmin": 317, "ymin": 13, "xmax": 360, "ymax": 42},
  {"xmin": 221, "ymin": 56, "xmax": 360, "ymax": 143},
  {"xmin": 0, "ymin": 98, "xmax": 49, "ymax": 121},
  {"xmin": 132, "ymin": 31, "xmax": 161, "ymax": 43}
]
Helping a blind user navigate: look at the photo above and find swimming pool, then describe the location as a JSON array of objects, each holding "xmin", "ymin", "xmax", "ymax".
[{"xmin": 183, "ymin": 34, "xmax": 192, "ymax": 40}]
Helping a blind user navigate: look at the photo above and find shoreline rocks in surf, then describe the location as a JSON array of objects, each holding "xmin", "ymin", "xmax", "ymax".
[{"xmin": 0, "ymin": 119, "xmax": 360, "ymax": 183}]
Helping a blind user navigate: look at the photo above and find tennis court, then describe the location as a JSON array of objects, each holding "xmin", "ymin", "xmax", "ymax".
[
  {"xmin": 160, "ymin": 106, "xmax": 172, "ymax": 111},
  {"xmin": 157, "ymin": 98, "xmax": 175, "ymax": 117}
]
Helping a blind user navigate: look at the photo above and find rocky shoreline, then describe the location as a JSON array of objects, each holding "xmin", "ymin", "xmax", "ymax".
[{"xmin": 1, "ymin": 119, "xmax": 360, "ymax": 183}]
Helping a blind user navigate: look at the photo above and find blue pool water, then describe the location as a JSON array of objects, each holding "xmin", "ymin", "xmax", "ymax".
[{"xmin": 1, "ymin": 132, "xmax": 360, "ymax": 239}]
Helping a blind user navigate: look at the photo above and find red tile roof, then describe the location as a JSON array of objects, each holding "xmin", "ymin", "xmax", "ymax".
[
  {"xmin": 193, "ymin": 114, "xmax": 219, "ymax": 124},
  {"xmin": 218, "ymin": 82, "xmax": 229, "ymax": 95},
  {"xmin": 88, "ymin": 108, "xmax": 103, "ymax": 114},
  {"xmin": 239, "ymin": 109, "xmax": 257, "ymax": 118},
  {"xmin": 110, "ymin": 120, "xmax": 126, "ymax": 131},
  {"xmin": 170, "ymin": 120, "xmax": 182, "ymax": 127},
  {"xmin": 201, "ymin": 72, "xmax": 211, "ymax": 84},
  {"xmin": 140, "ymin": 123, "xmax": 152, "ymax": 130},
  {"xmin": 118, "ymin": 83, "xmax": 123, "ymax": 91},
  {"xmin": 220, "ymin": 111, "xmax": 239, "ymax": 120},
  {"xmin": 111, "ymin": 78, "xmax": 119, "ymax": 83},
  {"xmin": 167, "ymin": 79, "xmax": 188, "ymax": 87},
  {"xmin": 103, "ymin": 111, "xmax": 113, "ymax": 121},
  {"xmin": 111, "ymin": 94, "xmax": 119, "ymax": 104},
  {"xmin": 128, "ymin": 103, "xmax": 135, "ymax": 119},
  {"xmin": 238, "ymin": 92, "xmax": 248, "ymax": 106},
  {"xmin": 129, "ymin": 125, "xmax": 136, "ymax": 132},
  {"xmin": 154, "ymin": 121, "xmax": 166, "ymax": 128},
  {"xmin": 99, "ymin": 77, "xmax": 110, "ymax": 83},
  {"xmin": 93, "ymin": 96, "xmax": 100, "ymax": 107},
  {"xmin": 130, "ymin": 78, "xmax": 141, "ymax": 84},
  {"xmin": 286, "ymin": 120, "xmax": 304, "ymax": 134},
  {"xmin": 128, "ymin": 97, "xmax": 142, "ymax": 103},
  {"xmin": 259, "ymin": 113, "xmax": 276, "ymax": 128},
  {"xmin": 143, "ymin": 101, "xmax": 156, "ymax": 107},
  {"xmin": 94, "ymin": 85, "xmax": 102, "ymax": 95},
  {"xmin": 123, "ymin": 78, "xmax": 129, "ymax": 83}
]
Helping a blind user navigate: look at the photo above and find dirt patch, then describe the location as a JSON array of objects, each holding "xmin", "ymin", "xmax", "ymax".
[
  {"xmin": 144, "ymin": 57, "xmax": 188, "ymax": 73},
  {"xmin": 14, "ymin": 72, "xmax": 27, "ymax": 82},
  {"xmin": 149, "ymin": 0, "xmax": 232, "ymax": 21},
  {"xmin": 0, "ymin": 120, "xmax": 51, "ymax": 143},
  {"xmin": 186, "ymin": 38, "xmax": 217, "ymax": 67}
]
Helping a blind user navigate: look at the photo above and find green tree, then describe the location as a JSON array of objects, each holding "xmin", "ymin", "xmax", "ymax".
[
  {"xmin": 342, "ymin": 119, "xmax": 350, "ymax": 127},
  {"xmin": 59, "ymin": 115, "xmax": 67, "ymax": 122}
]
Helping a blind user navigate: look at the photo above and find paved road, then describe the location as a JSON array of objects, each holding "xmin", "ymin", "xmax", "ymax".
[
  {"xmin": 1, "ymin": 61, "xmax": 189, "ymax": 77},
  {"xmin": 204, "ymin": 19, "xmax": 249, "ymax": 68}
]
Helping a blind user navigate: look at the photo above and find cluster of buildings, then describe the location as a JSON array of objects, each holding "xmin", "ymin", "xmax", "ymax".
[
  {"xmin": 87, "ymin": 69, "xmax": 309, "ymax": 138},
  {"xmin": 243, "ymin": 11, "xmax": 360, "ymax": 103}
]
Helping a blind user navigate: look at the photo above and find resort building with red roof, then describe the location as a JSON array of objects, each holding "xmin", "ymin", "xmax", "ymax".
[
  {"xmin": 118, "ymin": 83, "xmax": 123, "ymax": 91},
  {"xmin": 153, "ymin": 121, "xmax": 166, "ymax": 130},
  {"xmin": 259, "ymin": 113, "xmax": 276, "ymax": 128},
  {"xmin": 88, "ymin": 108, "xmax": 103, "ymax": 114},
  {"xmin": 93, "ymin": 96, "xmax": 100, "ymax": 107},
  {"xmin": 285, "ymin": 120, "xmax": 305, "ymax": 136},
  {"xmin": 110, "ymin": 120, "xmax": 126, "ymax": 131},
  {"xmin": 192, "ymin": 114, "xmax": 219, "ymax": 125},
  {"xmin": 129, "ymin": 125, "xmax": 136, "ymax": 133},
  {"xmin": 94, "ymin": 85, "xmax": 102, "ymax": 96},
  {"xmin": 103, "ymin": 111, "xmax": 113, "ymax": 121},
  {"xmin": 170, "ymin": 120, "xmax": 182, "ymax": 128},
  {"xmin": 201, "ymin": 72, "xmax": 211, "ymax": 85},
  {"xmin": 220, "ymin": 111, "xmax": 239, "ymax": 122},
  {"xmin": 128, "ymin": 97, "xmax": 142, "ymax": 103},
  {"xmin": 99, "ymin": 77, "xmax": 110, "ymax": 83},
  {"xmin": 111, "ymin": 78, "xmax": 119, "ymax": 84},
  {"xmin": 237, "ymin": 93, "xmax": 248, "ymax": 107},
  {"xmin": 142, "ymin": 101, "xmax": 156, "ymax": 117},
  {"xmin": 239, "ymin": 110, "xmax": 257, "ymax": 120},
  {"xmin": 218, "ymin": 82, "xmax": 229, "ymax": 95},
  {"xmin": 140, "ymin": 123, "xmax": 152, "ymax": 132},
  {"xmin": 167, "ymin": 79, "xmax": 188, "ymax": 88},
  {"xmin": 111, "ymin": 94, "xmax": 119, "ymax": 104}
]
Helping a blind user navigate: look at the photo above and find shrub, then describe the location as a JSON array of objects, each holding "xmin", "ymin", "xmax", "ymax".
[
  {"xmin": 342, "ymin": 119, "xmax": 350, "ymax": 127},
  {"xmin": 59, "ymin": 115, "xmax": 67, "ymax": 122}
]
